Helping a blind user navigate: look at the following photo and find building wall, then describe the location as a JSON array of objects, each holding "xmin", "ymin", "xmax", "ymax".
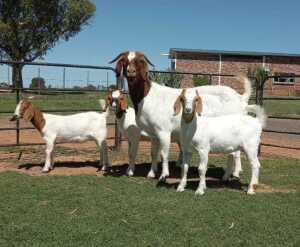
[{"xmin": 175, "ymin": 54, "xmax": 300, "ymax": 96}]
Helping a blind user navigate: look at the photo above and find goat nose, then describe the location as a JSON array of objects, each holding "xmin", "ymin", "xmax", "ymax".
[
  {"xmin": 127, "ymin": 68, "xmax": 136, "ymax": 74},
  {"xmin": 186, "ymin": 107, "xmax": 192, "ymax": 113}
]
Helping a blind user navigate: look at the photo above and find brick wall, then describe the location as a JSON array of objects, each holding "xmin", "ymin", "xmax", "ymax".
[{"xmin": 175, "ymin": 54, "xmax": 300, "ymax": 96}]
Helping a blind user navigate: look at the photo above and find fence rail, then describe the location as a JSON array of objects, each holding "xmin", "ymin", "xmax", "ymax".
[{"xmin": 0, "ymin": 60, "xmax": 299, "ymax": 154}]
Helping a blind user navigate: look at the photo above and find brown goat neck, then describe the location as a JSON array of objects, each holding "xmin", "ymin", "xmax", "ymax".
[
  {"xmin": 31, "ymin": 107, "xmax": 46, "ymax": 133},
  {"xmin": 116, "ymin": 109, "xmax": 126, "ymax": 119},
  {"xmin": 127, "ymin": 78, "xmax": 151, "ymax": 114}
]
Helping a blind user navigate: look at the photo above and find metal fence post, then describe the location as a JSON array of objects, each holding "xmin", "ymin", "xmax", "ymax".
[{"xmin": 16, "ymin": 87, "xmax": 20, "ymax": 145}]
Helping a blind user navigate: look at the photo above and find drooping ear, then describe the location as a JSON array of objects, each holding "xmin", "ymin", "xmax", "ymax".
[
  {"xmin": 105, "ymin": 90, "xmax": 113, "ymax": 109},
  {"xmin": 195, "ymin": 90, "xmax": 203, "ymax": 116},
  {"xmin": 109, "ymin": 51, "xmax": 129, "ymax": 77},
  {"xmin": 23, "ymin": 103, "xmax": 34, "ymax": 121},
  {"xmin": 115, "ymin": 59, "xmax": 124, "ymax": 77},
  {"xmin": 174, "ymin": 89, "xmax": 186, "ymax": 115},
  {"xmin": 137, "ymin": 52, "xmax": 155, "ymax": 67},
  {"xmin": 140, "ymin": 65, "xmax": 149, "ymax": 81},
  {"xmin": 119, "ymin": 95, "xmax": 128, "ymax": 111}
]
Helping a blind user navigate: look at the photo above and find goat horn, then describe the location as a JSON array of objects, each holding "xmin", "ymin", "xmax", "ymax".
[
  {"xmin": 108, "ymin": 51, "xmax": 129, "ymax": 64},
  {"xmin": 143, "ymin": 54, "xmax": 155, "ymax": 67}
]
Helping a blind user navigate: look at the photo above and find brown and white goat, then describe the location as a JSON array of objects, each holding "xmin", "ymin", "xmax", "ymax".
[
  {"xmin": 10, "ymin": 100, "xmax": 109, "ymax": 172},
  {"xmin": 106, "ymin": 90, "xmax": 159, "ymax": 176}
]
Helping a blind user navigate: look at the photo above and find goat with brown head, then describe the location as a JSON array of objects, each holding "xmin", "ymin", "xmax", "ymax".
[
  {"xmin": 10, "ymin": 100, "xmax": 45, "ymax": 132},
  {"xmin": 106, "ymin": 89, "xmax": 129, "ymax": 118},
  {"xmin": 109, "ymin": 51, "xmax": 154, "ymax": 113},
  {"xmin": 174, "ymin": 89, "xmax": 203, "ymax": 123}
]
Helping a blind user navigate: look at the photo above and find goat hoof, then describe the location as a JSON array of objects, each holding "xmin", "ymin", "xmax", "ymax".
[
  {"xmin": 147, "ymin": 171, "xmax": 156, "ymax": 179},
  {"xmin": 41, "ymin": 169, "xmax": 50, "ymax": 173},
  {"xmin": 247, "ymin": 190, "xmax": 255, "ymax": 195},
  {"xmin": 222, "ymin": 174, "xmax": 230, "ymax": 182},
  {"xmin": 195, "ymin": 189, "xmax": 205, "ymax": 196},
  {"xmin": 176, "ymin": 186, "xmax": 185, "ymax": 192},
  {"xmin": 158, "ymin": 175, "xmax": 167, "ymax": 182},
  {"xmin": 126, "ymin": 169, "xmax": 134, "ymax": 177}
]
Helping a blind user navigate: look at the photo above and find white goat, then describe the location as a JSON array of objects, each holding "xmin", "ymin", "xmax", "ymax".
[
  {"xmin": 106, "ymin": 90, "xmax": 159, "ymax": 176},
  {"xmin": 109, "ymin": 51, "xmax": 253, "ymax": 181},
  {"xmin": 174, "ymin": 89, "xmax": 266, "ymax": 195},
  {"xmin": 10, "ymin": 100, "xmax": 110, "ymax": 172}
]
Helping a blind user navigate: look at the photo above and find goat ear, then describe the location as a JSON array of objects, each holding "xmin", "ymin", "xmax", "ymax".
[
  {"xmin": 174, "ymin": 89, "xmax": 186, "ymax": 115},
  {"xmin": 195, "ymin": 91, "xmax": 203, "ymax": 116},
  {"xmin": 120, "ymin": 96, "xmax": 128, "ymax": 111},
  {"xmin": 143, "ymin": 55, "xmax": 155, "ymax": 67},
  {"xmin": 115, "ymin": 59, "xmax": 124, "ymax": 78},
  {"xmin": 104, "ymin": 91, "xmax": 113, "ymax": 111},
  {"xmin": 23, "ymin": 103, "xmax": 34, "ymax": 121},
  {"xmin": 173, "ymin": 96, "xmax": 182, "ymax": 116}
]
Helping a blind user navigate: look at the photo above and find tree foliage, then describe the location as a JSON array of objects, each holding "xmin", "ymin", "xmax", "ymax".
[
  {"xmin": 248, "ymin": 65, "xmax": 269, "ymax": 106},
  {"xmin": 193, "ymin": 75, "xmax": 211, "ymax": 87},
  {"xmin": 0, "ymin": 0, "xmax": 95, "ymax": 88},
  {"xmin": 30, "ymin": 77, "xmax": 46, "ymax": 89},
  {"xmin": 150, "ymin": 69, "xmax": 184, "ymax": 88}
]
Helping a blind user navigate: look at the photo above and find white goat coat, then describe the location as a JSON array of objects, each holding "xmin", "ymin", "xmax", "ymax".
[
  {"xmin": 136, "ymin": 81, "xmax": 250, "ymax": 179},
  {"xmin": 137, "ymin": 82, "xmax": 248, "ymax": 139},
  {"xmin": 178, "ymin": 110, "xmax": 265, "ymax": 195},
  {"xmin": 116, "ymin": 107, "xmax": 156, "ymax": 176},
  {"xmin": 181, "ymin": 114, "xmax": 263, "ymax": 154},
  {"xmin": 40, "ymin": 110, "xmax": 109, "ymax": 172},
  {"xmin": 42, "ymin": 112, "xmax": 108, "ymax": 142}
]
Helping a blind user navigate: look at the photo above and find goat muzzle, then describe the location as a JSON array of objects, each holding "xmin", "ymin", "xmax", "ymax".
[{"xmin": 10, "ymin": 115, "xmax": 18, "ymax": 121}]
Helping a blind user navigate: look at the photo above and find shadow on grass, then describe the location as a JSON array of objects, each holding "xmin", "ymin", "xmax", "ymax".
[
  {"xmin": 106, "ymin": 161, "xmax": 246, "ymax": 192},
  {"xmin": 18, "ymin": 160, "xmax": 100, "ymax": 170},
  {"xmin": 18, "ymin": 160, "xmax": 246, "ymax": 192}
]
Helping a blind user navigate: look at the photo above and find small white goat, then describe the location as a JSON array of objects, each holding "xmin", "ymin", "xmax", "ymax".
[
  {"xmin": 10, "ymin": 100, "xmax": 110, "ymax": 173},
  {"xmin": 174, "ymin": 89, "xmax": 266, "ymax": 195},
  {"xmin": 106, "ymin": 90, "xmax": 160, "ymax": 176}
]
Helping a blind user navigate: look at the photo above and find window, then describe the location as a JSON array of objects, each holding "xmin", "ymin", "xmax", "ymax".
[{"xmin": 273, "ymin": 72, "xmax": 295, "ymax": 84}]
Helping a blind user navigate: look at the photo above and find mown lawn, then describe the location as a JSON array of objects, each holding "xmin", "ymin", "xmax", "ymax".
[
  {"xmin": 0, "ymin": 157, "xmax": 299, "ymax": 246},
  {"xmin": 0, "ymin": 91, "xmax": 107, "ymax": 113},
  {"xmin": 1, "ymin": 92, "xmax": 300, "ymax": 117},
  {"xmin": 263, "ymin": 99, "xmax": 300, "ymax": 117}
]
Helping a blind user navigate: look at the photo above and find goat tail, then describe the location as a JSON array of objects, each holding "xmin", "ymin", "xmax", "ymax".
[
  {"xmin": 236, "ymin": 75, "xmax": 252, "ymax": 103},
  {"xmin": 246, "ymin": 104, "xmax": 267, "ymax": 128}
]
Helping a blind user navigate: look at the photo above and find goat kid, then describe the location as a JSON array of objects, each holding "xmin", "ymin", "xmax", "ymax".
[
  {"xmin": 174, "ymin": 89, "xmax": 265, "ymax": 195},
  {"xmin": 106, "ymin": 90, "xmax": 160, "ymax": 176},
  {"xmin": 10, "ymin": 100, "xmax": 110, "ymax": 173},
  {"xmin": 109, "ymin": 51, "xmax": 251, "ymax": 181}
]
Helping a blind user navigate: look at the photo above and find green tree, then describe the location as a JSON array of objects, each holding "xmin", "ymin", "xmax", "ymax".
[
  {"xmin": 150, "ymin": 69, "xmax": 184, "ymax": 88},
  {"xmin": 247, "ymin": 65, "xmax": 269, "ymax": 106},
  {"xmin": 30, "ymin": 77, "xmax": 46, "ymax": 89},
  {"xmin": 193, "ymin": 75, "xmax": 211, "ymax": 86},
  {"xmin": 0, "ymin": 0, "xmax": 95, "ymax": 88}
]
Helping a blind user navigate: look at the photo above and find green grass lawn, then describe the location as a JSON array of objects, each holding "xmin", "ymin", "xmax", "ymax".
[
  {"xmin": 263, "ymin": 99, "xmax": 300, "ymax": 117},
  {"xmin": 0, "ymin": 91, "xmax": 107, "ymax": 113},
  {"xmin": 0, "ymin": 157, "xmax": 299, "ymax": 246},
  {"xmin": 1, "ymin": 92, "xmax": 300, "ymax": 117}
]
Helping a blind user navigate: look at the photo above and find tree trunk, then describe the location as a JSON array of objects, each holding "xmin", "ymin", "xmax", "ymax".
[
  {"xmin": 255, "ymin": 86, "xmax": 264, "ymax": 106},
  {"xmin": 12, "ymin": 64, "xmax": 23, "ymax": 89}
]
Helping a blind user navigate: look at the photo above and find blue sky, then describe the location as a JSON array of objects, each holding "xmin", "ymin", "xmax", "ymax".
[{"xmin": 1, "ymin": 0, "xmax": 300, "ymax": 87}]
